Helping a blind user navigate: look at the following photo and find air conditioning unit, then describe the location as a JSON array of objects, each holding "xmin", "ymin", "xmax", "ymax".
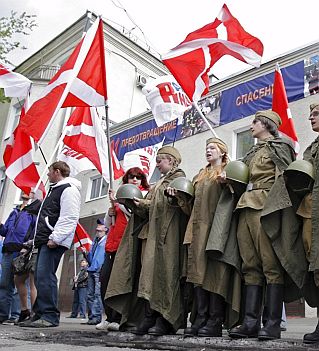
[{"xmin": 136, "ymin": 74, "xmax": 148, "ymax": 87}]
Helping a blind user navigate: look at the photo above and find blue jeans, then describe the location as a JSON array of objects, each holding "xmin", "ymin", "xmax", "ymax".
[
  {"xmin": 33, "ymin": 244, "xmax": 67, "ymax": 325},
  {"xmin": 0, "ymin": 252, "xmax": 20, "ymax": 321},
  {"xmin": 71, "ymin": 287, "xmax": 87, "ymax": 317},
  {"xmin": 87, "ymin": 271, "xmax": 102, "ymax": 322}
]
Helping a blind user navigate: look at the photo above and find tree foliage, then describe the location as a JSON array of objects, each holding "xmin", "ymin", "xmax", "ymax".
[
  {"xmin": 0, "ymin": 11, "xmax": 36, "ymax": 103},
  {"xmin": 0, "ymin": 11, "xmax": 37, "ymax": 65}
]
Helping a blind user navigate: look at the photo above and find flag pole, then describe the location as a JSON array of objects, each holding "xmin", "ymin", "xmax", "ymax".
[
  {"xmin": 73, "ymin": 245, "xmax": 77, "ymax": 277},
  {"xmin": 33, "ymin": 128, "xmax": 69, "ymax": 192},
  {"xmin": 192, "ymin": 102, "xmax": 219, "ymax": 138},
  {"xmin": 104, "ymin": 105, "xmax": 113, "ymax": 190},
  {"xmin": 104, "ymin": 104, "xmax": 116, "ymax": 225}
]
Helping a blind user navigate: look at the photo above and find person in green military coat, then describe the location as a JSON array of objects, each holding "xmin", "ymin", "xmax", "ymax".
[
  {"xmin": 297, "ymin": 103, "xmax": 319, "ymax": 344},
  {"xmin": 168, "ymin": 137, "xmax": 240, "ymax": 337},
  {"xmin": 229, "ymin": 110, "xmax": 307, "ymax": 341},
  {"xmin": 132, "ymin": 146, "xmax": 189, "ymax": 336}
]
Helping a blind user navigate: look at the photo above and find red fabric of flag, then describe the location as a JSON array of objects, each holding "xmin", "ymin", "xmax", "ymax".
[
  {"xmin": 63, "ymin": 107, "xmax": 110, "ymax": 182},
  {"xmin": 74, "ymin": 223, "xmax": 92, "ymax": 253},
  {"xmin": 3, "ymin": 97, "xmax": 46, "ymax": 196},
  {"xmin": 162, "ymin": 4, "xmax": 263, "ymax": 102},
  {"xmin": 20, "ymin": 18, "xmax": 107, "ymax": 145},
  {"xmin": 110, "ymin": 140, "xmax": 124, "ymax": 180},
  {"xmin": 272, "ymin": 63, "xmax": 299, "ymax": 153}
]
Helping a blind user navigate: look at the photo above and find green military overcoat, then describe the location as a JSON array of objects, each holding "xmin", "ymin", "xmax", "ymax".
[
  {"xmin": 184, "ymin": 174, "xmax": 241, "ymax": 328},
  {"xmin": 137, "ymin": 167, "xmax": 189, "ymax": 330}
]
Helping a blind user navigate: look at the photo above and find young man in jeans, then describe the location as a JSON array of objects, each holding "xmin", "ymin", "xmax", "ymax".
[{"xmin": 20, "ymin": 161, "xmax": 81, "ymax": 328}]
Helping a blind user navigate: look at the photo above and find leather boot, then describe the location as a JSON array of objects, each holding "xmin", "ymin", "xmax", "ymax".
[
  {"xmin": 184, "ymin": 287, "xmax": 209, "ymax": 336},
  {"xmin": 258, "ymin": 284, "xmax": 284, "ymax": 340},
  {"xmin": 131, "ymin": 301, "xmax": 157, "ymax": 335},
  {"xmin": 148, "ymin": 315, "xmax": 174, "ymax": 336},
  {"xmin": 198, "ymin": 292, "xmax": 225, "ymax": 337},
  {"xmin": 229, "ymin": 285, "xmax": 263, "ymax": 339},
  {"xmin": 303, "ymin": 320, "xmax": 319, "ymax": 344}
]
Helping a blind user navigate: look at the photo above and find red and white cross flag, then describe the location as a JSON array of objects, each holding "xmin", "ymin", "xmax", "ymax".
[
  {"xmin": 74, "ymin": 223, "xmax": 92, "ymax": 253},
  {"xmin": 162, "ymin": 4, "xmax": 263, "ymax": 102},
  {"xmin": 123, "ymin": 139, "xmax": 164, "ymax": 181},
  {"xmin": 142, "ymin": 75, "xmax": 191, "ymax": 127},
  {"xmin": 62, "ymin": 106, "xmax": 110, "ymax": 182},
  {"xmin": 3, "ymin": 94, "xmax": 46, "ymax": 197},
  {"xmin": 0, "ymin": 63, "xmax": 32, "ymax": 97},
  {"xmin": 20, "ymin": 17, "xmax": 107, "ymax": 145},
  {"xmin": 272, "ymin": 63, "xmax": 300, "ymax": 153}
]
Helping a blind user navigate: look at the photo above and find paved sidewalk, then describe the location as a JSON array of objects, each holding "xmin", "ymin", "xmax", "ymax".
[{"xmin": 0, "ymin": 313, "xmax": 318, "ymax": 350}]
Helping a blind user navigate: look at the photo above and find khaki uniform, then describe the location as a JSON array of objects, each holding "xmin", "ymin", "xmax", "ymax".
[
  {"xmin": 184, "ymin": 172, "xmax": 241, "ymax": 327},
  {"xmin": 136, "ymin": 168, "xmax": 189, "ymax": 330},
  {"xmin": 297, "ymin": 136, "xmax": 319, "ymax": 291},
  {"xmin": 236, "ymin": 139, "xmax": 284, "ymax": 286}
]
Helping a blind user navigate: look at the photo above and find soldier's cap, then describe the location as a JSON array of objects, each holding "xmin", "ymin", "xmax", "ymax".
[
  {"xmin": 206, "ymin": 137, "xmax": 228, "ymax": 152},
  {"xmin": 157, "ymin": 146, "xmax": 182, "ymax": 164},
  {"xmin": 255, "ymin": 110, "xmax": 282, "ymax": 127},
  {"xmin": 310, "ymin": 103, "xmax": 319, "ymax": 113}
]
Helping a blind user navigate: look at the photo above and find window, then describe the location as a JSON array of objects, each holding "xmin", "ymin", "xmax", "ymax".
[
  {"xmin": 89, "ymin": 175, "xmax": 108, "ymax": 200},
  {"xmin": 236, "ymin": 129, "xmax": 255, "ymax": 159},
  {"xmin": 0, "ymin": 169, "xmax": 6, "ymax": 204},
  {"xmin": 4, "ymin": 101, "xmax": 24, "ymax": 140}
]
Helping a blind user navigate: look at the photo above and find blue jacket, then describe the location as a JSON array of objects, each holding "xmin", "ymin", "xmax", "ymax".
[
  {"xmin": 87, "ymin": 235, "xmax": 106, "ymax": 272},
  {"xmin": 0, "ymin": 204, "xmax": 37, "ymax": 253}
]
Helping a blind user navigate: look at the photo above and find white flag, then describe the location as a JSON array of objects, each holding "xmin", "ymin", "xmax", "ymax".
[
  {"xmin": 142, "ymin": 75, "xmax": 191, "ymax": 127},
  {"xmin": 57, "ymin": 145, "xmax": 95, "ymax": 177},
  {"xmin": 0, "ymin": 63, "xmax": 32, "ymax": 97},
  {"xmin": 123, "ymin": 139, "xmax": 164, "ymax": 181}
]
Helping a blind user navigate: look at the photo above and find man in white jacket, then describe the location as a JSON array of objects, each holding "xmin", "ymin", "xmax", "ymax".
[{"xmin": 20, "ymin": 161, "xmax": 81, "ymax": 328}]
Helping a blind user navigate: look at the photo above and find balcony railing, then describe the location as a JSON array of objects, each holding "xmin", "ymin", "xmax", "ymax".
[{"xmin": 29, "ymin": 65, "xmax": 60, "ymax": 80}]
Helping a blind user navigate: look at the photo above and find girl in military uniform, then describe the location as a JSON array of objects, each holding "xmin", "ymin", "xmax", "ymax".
[
  {"xmin": 132, "ymin": 146, "xmax": 189, "ymax": 336},
  {"xmin": 229, "ymin": 110, "xmax": 303, "ymax": 341},
  {"xmin": 179, "ymin": 138, "xmax": 236, "ymax": 337}
]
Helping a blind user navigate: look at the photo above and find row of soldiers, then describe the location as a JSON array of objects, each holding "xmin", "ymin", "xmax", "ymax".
[{"xmin": 102, "ymin": 105, "xmax": 319, "ymax": 344}]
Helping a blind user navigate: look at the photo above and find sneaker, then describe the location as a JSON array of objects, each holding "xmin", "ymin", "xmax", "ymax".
[
  {"xmin": 2, "ymin": 318, "xmax": 18, "ymax": 325},
  {"xmin": 16, "ymin": 309, "xmax": 31, "ymax": 324},
  {"xmin": 96, "ymin": 320, "xmax": 110, "ymax": 330},
  {"xmin": 27, "ymin": 318, "xmax": 58, "ymax": 328},
  {"xmin": 66, "ymin": 315, "xmax": 77, "ymax": 318},
  {"xmin": 18, "ymin": 315, "xmax": 40, "ymax": 327},
  {"xmin": 107, "ymin": 322, "xmax": 120, "ymax": 331}
]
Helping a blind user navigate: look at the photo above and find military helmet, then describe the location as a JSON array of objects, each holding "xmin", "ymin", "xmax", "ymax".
[
  {"xmin": 116, "ymin": 184, "xmax": 143, "ymax": 209},
  {"xmin": 224, "ymin": 160, "xmax": 249, "ymax": 184},
  {"xmin": 167, "ymin": 177, "xmax": 194, "ymax": 197},
  {"xmin": 284, "ymin": 160, "xmax": 314, "ymax": 194}
]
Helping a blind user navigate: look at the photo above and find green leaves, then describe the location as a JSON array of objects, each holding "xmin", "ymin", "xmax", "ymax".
[{"xmin": 0, "ymin": 11, "xmax": 37, "ymax": 65}]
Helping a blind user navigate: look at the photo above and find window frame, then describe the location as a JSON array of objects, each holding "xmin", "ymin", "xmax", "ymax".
[
  {"xmin": 86, "ymin": 175, "xmax": 108, "ymax": 202},
  {"xmin": 232, "ymin": 126, "xmax": 256, "ymax": 160}
]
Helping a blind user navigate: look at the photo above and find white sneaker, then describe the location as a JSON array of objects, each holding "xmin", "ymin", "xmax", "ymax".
[
  {"xmin": 95, "ymin": 320, "xmax": 110, "ymax": 330},
  {"xmin": 107, "ymin": 322, "xmax": 120, "ymax": 331}
]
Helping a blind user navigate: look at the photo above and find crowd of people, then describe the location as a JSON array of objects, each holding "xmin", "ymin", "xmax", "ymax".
[{"xmin": 1, "ymin": 104, "xmax": 319, "ymax": 345}]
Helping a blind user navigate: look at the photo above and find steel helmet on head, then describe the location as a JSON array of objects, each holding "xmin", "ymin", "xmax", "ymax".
[
  {"xmin": 166, "ymin": 177, "xmax": 194, "ymax": 198},
  {"xmin": 116, "ymin": 184, "xmax": 143, "ymax": 210},
  {"xmin": 224, "ymin": 160, "xmax": 249, "ymax": 184},
  {"xmin": 284, "ymin": 160, "xmax": 314, "ymax": 194}
]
